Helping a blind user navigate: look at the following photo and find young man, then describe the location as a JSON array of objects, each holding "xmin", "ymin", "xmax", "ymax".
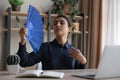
[{"xmin": 17, "ymin": 15, "xmax": 87, "ymax": 70}]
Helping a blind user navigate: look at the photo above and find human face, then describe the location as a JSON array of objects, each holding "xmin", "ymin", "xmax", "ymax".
[{"xmin": 53, "ymin": 17, "xmax": 71, "ymax": 37}]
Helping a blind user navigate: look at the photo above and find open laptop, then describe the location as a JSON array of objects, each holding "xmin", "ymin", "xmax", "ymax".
[{"xmin": 73, "ymin": 45, "xmax": 120, "ymax": 79}]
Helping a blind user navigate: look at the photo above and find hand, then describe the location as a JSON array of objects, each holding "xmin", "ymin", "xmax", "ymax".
[
  {"xmin": 19, "ymin": 27, "xmax": 28, "ymax": 45},
  {"xmin": 68, "ymin": 47, "xmax": 87, "ymax": 64}
]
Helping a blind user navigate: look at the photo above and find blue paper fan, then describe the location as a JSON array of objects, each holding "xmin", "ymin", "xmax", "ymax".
[{"xmin": 26, "ymin": 5, "xmax": 44, "ymax": 53}]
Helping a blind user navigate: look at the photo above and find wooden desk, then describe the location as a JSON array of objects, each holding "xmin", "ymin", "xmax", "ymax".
[{"xmin": 0, "ymin": 69, "xmax": 120, "ymax": 80}]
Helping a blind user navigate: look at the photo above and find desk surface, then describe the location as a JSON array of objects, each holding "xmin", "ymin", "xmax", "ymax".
[{"xmin": 0, "ymin": 69, "xmax": 120, "ymax": 80}]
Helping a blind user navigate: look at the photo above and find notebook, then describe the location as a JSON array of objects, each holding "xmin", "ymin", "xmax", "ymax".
[
  {"xmin": 73, "ymin": 45, "xmax": 120, "ymax": 79},
  {"xmin": 16, "ymin": 70, "xmax": 64, "ymax": 79}
]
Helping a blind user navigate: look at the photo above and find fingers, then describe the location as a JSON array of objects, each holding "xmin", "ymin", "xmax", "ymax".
[
  {"xmin": 68, "ymin": 47, "xmax": 81, "ymax": 58},
  {"xmin": 19, "ymin": 27, "xmax": 28, "ymax": 45},
  {"xmin": 19, "ymin": 27, "xmax": 28, "ymax": 37},
  {"xmin": 68, "ymin": 47, "xmax": 87, "ymax": 64},
  {"xmin": 68, "ymin": 47, "xmax": 83, "ymax": 60},
  {"xmin": 69, "ymin": 47, "xmax": 80, "ymax": 54},
  {"xmin": 19, "ymin": 27, "xmax": 27, "ymax": 32}
]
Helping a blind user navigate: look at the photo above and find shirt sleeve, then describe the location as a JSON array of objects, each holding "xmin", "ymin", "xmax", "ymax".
[
  {"xmin": 74, "ymin": 60, "xmax": 86, "ymax": 69},
  {"xmin": 17, "ymin": 43, "xmax": 43, "ymax": 67}
]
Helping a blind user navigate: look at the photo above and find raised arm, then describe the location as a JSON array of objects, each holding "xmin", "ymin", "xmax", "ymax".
[{"xmin": 17, "ymin": 27, "xmax": 42, "ymax": 67}]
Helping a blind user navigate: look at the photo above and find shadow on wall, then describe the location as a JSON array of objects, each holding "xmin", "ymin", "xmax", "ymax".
[
  {"xmin": 0, "ymin": 0, "xmax": 53, "ymax": 12},
  {"xmin": 21, "ymin": 0, "xmax": 53, "ymax": 12}
]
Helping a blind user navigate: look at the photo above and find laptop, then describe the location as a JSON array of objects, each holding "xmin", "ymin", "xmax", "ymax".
[{"xmin": 73, "ymin": 45, "xmax": 120, "ymax": 79}]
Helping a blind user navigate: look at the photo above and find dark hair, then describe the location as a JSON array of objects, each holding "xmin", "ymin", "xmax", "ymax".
[{"xmin": 54, "ymin": 15, "xmax": 72, "ymax": 27}]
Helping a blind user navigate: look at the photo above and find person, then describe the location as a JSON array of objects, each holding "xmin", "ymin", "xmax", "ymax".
[{"xmin": 17, "ymin": 15, "xmax": 87, "ymax": 70}]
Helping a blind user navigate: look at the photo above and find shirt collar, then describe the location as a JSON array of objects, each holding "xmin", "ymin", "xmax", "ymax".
[{"xmin": 52, "ymin": 39, "xmax": 71, "ymax": 49}]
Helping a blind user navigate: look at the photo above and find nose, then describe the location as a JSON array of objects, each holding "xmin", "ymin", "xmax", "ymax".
[{"xmin": 56, "ymin": 22, "xmax": 61, "ymax": 26}]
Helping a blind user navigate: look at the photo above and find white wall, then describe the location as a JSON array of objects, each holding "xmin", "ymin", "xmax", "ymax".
[{"xmin": 0, "ymin": 0, "xmax": 53, "ymax": 12}]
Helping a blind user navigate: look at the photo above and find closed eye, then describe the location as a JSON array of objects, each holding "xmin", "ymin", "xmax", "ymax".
[{"xmin": 53, "ymin": 20, "xmax": 65, "ymax": 26}]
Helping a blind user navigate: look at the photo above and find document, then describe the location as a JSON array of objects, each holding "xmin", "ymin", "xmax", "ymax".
[{"xmin": 16, "ymin": 70, "xmax": 64, "ymax": 79}]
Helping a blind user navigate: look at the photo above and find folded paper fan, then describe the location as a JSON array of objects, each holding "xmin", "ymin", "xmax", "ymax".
[{"xmin": 26, "ymin": 5, "xmax": 44, "ymax": 53}]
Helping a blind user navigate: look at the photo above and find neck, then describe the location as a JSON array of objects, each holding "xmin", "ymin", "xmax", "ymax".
[{"xmin": 56, "ymin": 37, "xmax": 67, "ymax": 47}]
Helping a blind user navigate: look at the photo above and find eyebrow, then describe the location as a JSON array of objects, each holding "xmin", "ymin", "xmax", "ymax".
[{"xmin": 54, "ymin": 20, "xmax": 65, "ymax": 23}]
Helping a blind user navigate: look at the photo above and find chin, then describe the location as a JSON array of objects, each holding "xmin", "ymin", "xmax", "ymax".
[{"xmin": 55, "ymin": 33, "xmax": 63, "ymax": 37}]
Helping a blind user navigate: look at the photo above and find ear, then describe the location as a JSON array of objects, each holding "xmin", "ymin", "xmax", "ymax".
[{"xmin": 68, "ymin": 27, "xmax": 72, "ymax": 32}]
